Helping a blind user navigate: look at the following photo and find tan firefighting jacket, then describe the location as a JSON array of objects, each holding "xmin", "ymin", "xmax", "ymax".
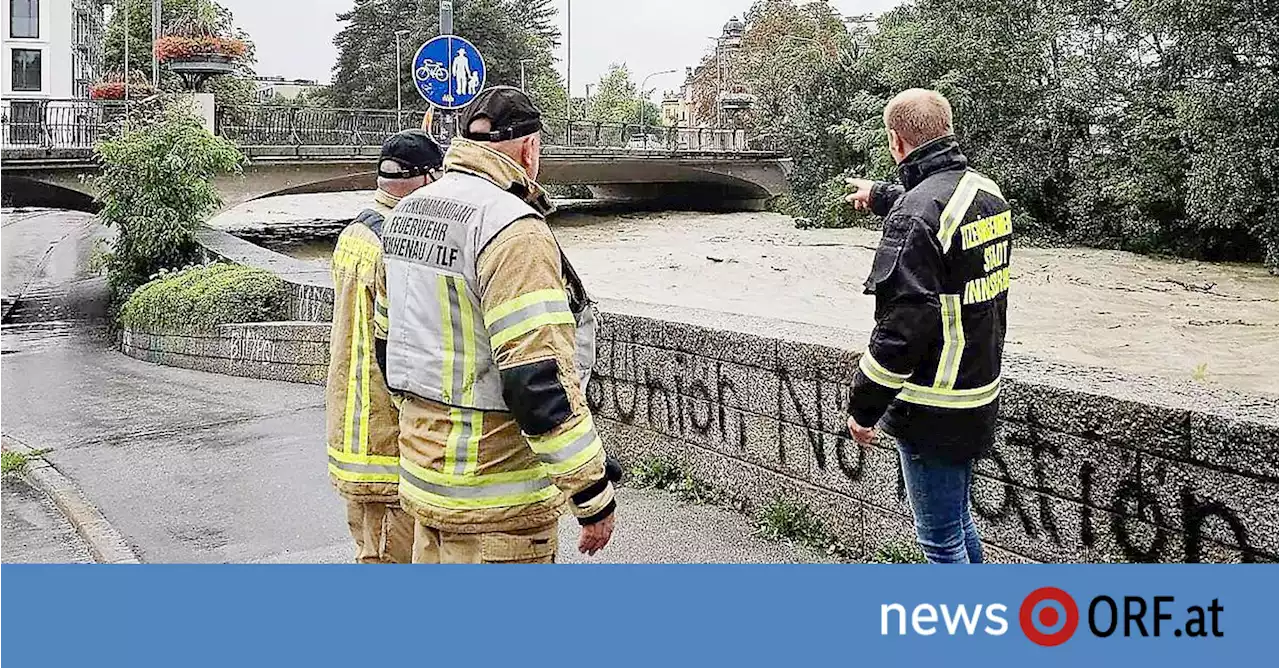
[
  {"xmin": 382, "ymin": 139, "xmax": 616, "ymax": 534},
  {"xmin": 325, "ymin": 191, "xmax": 401, "ymax": 503}
]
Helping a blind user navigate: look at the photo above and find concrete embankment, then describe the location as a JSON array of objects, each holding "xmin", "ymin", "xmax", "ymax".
[{"xmin": 117, "ymin": 227, "xmax": 1280, "ymax": 564}]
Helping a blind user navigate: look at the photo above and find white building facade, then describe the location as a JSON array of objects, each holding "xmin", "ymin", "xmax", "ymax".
[{"xmin": 2, "ymin": 0, "xmax": 104, "ymax": 99}]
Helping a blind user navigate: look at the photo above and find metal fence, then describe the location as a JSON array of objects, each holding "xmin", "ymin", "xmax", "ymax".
[
  {"xmin": 0, "ymin": 98, "xmax": 130, "ymax": 148},
  {"xmin": 3, "ymin": 97, "xmax": 773, "ymax": 153}
]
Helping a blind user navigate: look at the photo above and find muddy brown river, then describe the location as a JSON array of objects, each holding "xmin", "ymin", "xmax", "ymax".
[{"xmin": 210, "ymin": 193, "xmax": 1279, "ymax": 396}]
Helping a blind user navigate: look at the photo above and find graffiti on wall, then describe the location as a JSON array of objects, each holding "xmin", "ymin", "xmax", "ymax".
[{"xmin": 588, "ymin": 322, "xmax": 1276, "ymax": 563}]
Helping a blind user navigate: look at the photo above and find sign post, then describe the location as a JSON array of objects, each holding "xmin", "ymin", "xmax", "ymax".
[{"xmin": 412, "ymin": 34, "xmax": 486, "ymax": 142}]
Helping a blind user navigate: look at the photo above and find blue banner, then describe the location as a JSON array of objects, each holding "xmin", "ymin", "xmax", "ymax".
[{"xmin": 2, "ymin": 565, "xmax": 1275, "ymax": 666}]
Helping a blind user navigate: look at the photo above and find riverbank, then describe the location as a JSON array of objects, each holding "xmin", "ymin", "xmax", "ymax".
[{"xmin": 210, "ymin": 193, "xmax": 1279, "ymax": 396}]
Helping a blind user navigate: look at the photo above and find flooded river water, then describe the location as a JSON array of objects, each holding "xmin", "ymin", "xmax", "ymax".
[{"xmin": 210, "ymin": 192, "xmax": 1279, "ymax": 396}]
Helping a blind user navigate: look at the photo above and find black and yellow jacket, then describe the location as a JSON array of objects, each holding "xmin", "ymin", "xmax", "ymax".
[{"xmin": 848, "ymin": 136, "xmax": 1011, "ymax": 461}]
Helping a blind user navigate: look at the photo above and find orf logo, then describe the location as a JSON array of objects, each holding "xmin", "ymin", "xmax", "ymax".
[{"xmin": 1020, "ymin": 587, "xmax": 1079, "ymax": 646}]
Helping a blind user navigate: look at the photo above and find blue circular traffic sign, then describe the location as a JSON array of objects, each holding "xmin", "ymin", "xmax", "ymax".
[{"xmin": 412, "ymin": 35, "xmax": 486, "ymax": 109}]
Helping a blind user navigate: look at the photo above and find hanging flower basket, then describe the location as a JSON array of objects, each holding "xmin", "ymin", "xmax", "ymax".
[
  {"xmin": 154, "ymin": 35, "xmax": 248, "ymax": 63},
  {"xmin": 89, "ymin": 80, "xmax": 157, "ymax": 100}
]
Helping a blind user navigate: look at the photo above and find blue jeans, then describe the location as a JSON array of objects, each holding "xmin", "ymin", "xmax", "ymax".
[{"xmin": 898, "ymin": 444, "xmax": 983, "ymax": 564}]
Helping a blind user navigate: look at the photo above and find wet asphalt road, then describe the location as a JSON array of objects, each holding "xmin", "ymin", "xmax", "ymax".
[{"xmin": 1, "ymin": 208, "xmax": 827, "ymax": 564}]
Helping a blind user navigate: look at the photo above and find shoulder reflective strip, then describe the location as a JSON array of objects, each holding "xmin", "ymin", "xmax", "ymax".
[
  {"xmin": 970, "ymin": 174, "xmax": 1004, "ymax": 200},
  {"xmin": 898, "ymin": 377, "xmax": 1000, "ymax": 409},
  {"xmin": 933, "ymin": 294, "xmax": 965, "ymax": 390},
  {"xmin": 937, "ymin": 173, "xmax": 979, "ymax": 254},
  {"xmin": 858, "ymin": 352, "xmax": 910, "ymax": 389},
  {"xmin": 484, "ymin": 288, "xmax": 568, "ymax": 328},
  {"xmin": 399, "ymin": 465, "xmax": 559, "ymax": 510},
  {"xmin": 490, "ymin": 311, "xmax": 576, "ymax": 349}
]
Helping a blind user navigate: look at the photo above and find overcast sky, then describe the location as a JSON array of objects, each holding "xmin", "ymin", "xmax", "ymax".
[{"xmin": 219, "ymin": 0, "xmax": 902, "ymax": 96}]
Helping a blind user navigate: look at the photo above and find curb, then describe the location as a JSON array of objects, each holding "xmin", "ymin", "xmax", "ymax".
[{"xmin": 3, "ymin": 436, "xmax": 141, "ymax": 564}]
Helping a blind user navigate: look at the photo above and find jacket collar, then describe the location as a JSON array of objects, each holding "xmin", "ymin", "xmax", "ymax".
[
  {"xmin": 373, "ymin": 188, "xmax": 401, "ymax": 211},
  {"xmin": 442, "ymin": 138, "xmax": 555, "ymax": 216},
  {"xmin": 897, "ymin": 135, "xmax": 968, "ymax": 191}
]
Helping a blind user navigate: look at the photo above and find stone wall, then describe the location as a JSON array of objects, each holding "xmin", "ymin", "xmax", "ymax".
[
  {"xmin": 120, "ymin": 322, "xmax": 329, "ymax": 386},
  {"xmin": 119, "ymin": 274, "xmax": 1279, "ymax": 563},
  {"xmin": 588, "ymin": 310, "xmax": 1278, "ymax": 564}
]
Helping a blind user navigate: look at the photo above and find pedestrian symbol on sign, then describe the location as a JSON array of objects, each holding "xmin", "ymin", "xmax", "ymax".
[{"xmin": 412, "ymin": 35, "xmax": 486, "ymax": 109}]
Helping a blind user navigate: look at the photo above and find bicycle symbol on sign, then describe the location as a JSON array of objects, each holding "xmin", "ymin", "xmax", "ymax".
[{"xmin": 415, "ymin": 59, "xmax": 449, "ymax": 83}]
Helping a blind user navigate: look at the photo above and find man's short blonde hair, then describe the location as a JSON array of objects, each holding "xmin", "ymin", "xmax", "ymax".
[{"xmin": 883, "ymin": 88, "xmax": 954, "ymax": 148}]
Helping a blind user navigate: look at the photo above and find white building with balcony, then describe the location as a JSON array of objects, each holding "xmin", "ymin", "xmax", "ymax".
[{"xmin": 2, "ymin": 0, "xmax": 104, "ymax": 99}]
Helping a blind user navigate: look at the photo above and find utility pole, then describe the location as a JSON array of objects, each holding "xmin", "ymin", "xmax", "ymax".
[
  {"xmin": 439, "ymin": 0, "xmax": 453, "ymax": 139},
  {"xmin": 151, "ymin": 0, "xmax": 161, "ymax": 88},
  {"xmin": 395, "ymin": 29, "xmax": 410, "ymax": 128},
  {"xmin": 439, "ymin": 0, "xmax": 453, "ymax": 34},
  {"xmin": 583, "ymin": 83, "xmax": 592, "ymax": 119},
  {"xmin": 564, "ymin": 0, "xmax": 572, "ymax": 145},
  {"xmin": 124, "ymin": 0, "xmax": 130, "ymax": 126}
]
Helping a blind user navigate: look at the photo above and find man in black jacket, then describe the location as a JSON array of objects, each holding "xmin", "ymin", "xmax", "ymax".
[{"xmin": 844, "ymin": 89, "xmax": 1011, "ymax": 564}]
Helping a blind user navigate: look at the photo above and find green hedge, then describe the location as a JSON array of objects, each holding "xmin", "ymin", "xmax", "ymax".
[{"xmin": 117, "ymin": 263, "xmax": 289, "ymax": 333}]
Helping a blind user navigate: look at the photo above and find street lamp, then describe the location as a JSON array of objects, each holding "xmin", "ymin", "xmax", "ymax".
[
  {"xmin": 564, "ymin": 0, "xmax": 572, "ymax": 144},
  {"xmin": 395, "ymin": 29, "xmax": 410, "ymax": 128},
  {"xmin": 517, "ymin": 59, "xmax": 532, "ymax": 90},
  {"xmin": 637, "ymin": 69, "xmax": 677, "ymax": 131}
]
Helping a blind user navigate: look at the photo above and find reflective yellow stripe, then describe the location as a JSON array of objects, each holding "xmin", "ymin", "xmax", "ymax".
[
  {"xmin": 341, "ymin": 289, "xmax": 370, "ymax": 455},
  {"xmin": 526, "ymin": 416, "xmax": 604, "ymax": 476},
  {"xmin": 328, "ymin": 447, "xmax": 398, "ymax": 467},
  {"xmin": 490, "ymin": 311, "xmax": 576, "ymax": 348},
  {"xmin": 437, "ymin": 275, "xmax": 454, "ymax": 403},
  {"xmin": 327, "ymin": 447, "xmax": 398, "ymax": 484},
  {"xmin": 398, "ymin": 457, "xmax": 560, "ymax": 510},
  {"xmin": 452, "ymin": 275, "xmax": 481, "ymax": 476},
  {"xmin": 937, "ymin": 172, "xmax": 1005, "ymax": 253},
  {"xmin": 483, "ymin": 288, "xmax": 568, "ymax": 327},
  {"xmin": 858, "ymin": 351, "xmax": 910, "ymax": 389},
  {"xmin": 357, "ymin": 296, "xmax": 371, "ymax": 456},
  {"xmin": 934, "ymin": 294, "xmax": 965, "ymax": 390},
  {"xmin": 898, "ymin": 377, "xmax": 1000, "ymax": 409}
]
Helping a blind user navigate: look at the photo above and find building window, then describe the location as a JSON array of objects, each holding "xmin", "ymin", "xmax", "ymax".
[
  {"xmin": 10, "ymin": 0, "xmax": 39, "ymax": 38},
  {"xmin": 11, "ymin": 48, "xmax": 41, "ymax": 91}
]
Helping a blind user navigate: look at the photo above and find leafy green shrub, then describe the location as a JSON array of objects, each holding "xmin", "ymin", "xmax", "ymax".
[
  {"xmin": 117, "ymin": 263, "xmax": 288, "ymax": 333},
  {"xmin": 94, "ymin": 102, "xmax": 245, "ymax": 298}
]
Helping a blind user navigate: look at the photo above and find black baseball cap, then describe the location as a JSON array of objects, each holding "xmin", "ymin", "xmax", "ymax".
[
  {"xmin": 459, "ymin": 86, "xmax": 543, "ymax": 142},
  {"xmin": 379, "ymin": 129, "xmax": 444, "ymax": 178}
]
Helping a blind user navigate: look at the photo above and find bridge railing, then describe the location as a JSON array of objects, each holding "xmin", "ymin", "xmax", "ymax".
[
  {"xmin": 1, "ymin": 98, "xmax": 131, "ymax": 149},
  {"xmin": 3, "ymin": 97, "xmax": 776, "ymax": 153}
]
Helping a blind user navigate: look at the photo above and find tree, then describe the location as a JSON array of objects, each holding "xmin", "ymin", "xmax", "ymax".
[
  {"xmin": 780, "ymin": 0, "xmax": 1278, "ymax": 267},
  {"xmin": 328, "ymin": 0, "xmax": 564, "ymax": 115},
  {"xmin": 102, "ymin": 0, "xmax": 257, "ymax": 105},
  {"xmin": 585, "ymin": 63, "xmax": 661, "ymax": 127},
  {"xmin": 94, "ymin": 101, "xmax": 246, "ymax": 297}
]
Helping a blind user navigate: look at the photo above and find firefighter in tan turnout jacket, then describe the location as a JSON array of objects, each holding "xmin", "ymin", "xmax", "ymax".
[
  {"xmin": 381, "ymin": 87, "xmax": 618, "ymax": 563},
  {"xmin": 326, "ymin": 129, "xmax": 443, "ymax": 563}
]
